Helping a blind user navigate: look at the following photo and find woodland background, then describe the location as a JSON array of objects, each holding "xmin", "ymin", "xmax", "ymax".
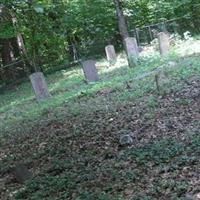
[{"xmin": 1, "ymin": 0, "xmax": 200, "ymax": 86}]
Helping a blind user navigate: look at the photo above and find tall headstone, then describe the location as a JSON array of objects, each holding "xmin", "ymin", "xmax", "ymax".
[
  {"xmin": 124, "ymin": 37, "xmax": 139, "ymax": 67},
  {"xmin": 82, "ymin": 60, "xmax": 100, "ymax": 83},
  {"xmin": 158, "ymin": 32, "xmax": 170, "ymax": 56},
  {"xmin": 29, "ymin": 72, "xmax": 51, "ymax": 101},
  {"xmin": 105, "ymin": 45, "xmax": 117, "ymax": 64}
]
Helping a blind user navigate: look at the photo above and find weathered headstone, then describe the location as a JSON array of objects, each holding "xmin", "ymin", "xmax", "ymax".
[
  {"xmin": 29, "ymin": 72, "xmax": 51, "ymax": 101},
  {"xmin": 158, "ymin": 32, "xmax": 170, "ymax": 56},
  {"xmin": 119, "ymin": 134, "xmax": 133, "ymax": 146},
  {"xmin": 11, "ymin": 164, "xmax": 33, "ymax": 183},
  {"xmin": 155, "ymin": 71, "xmax": 170, "ymax": 92},
  {"xmin": 82, "ymin": 60, "xmax": 100, "ymax": 83},
  {"xmin": 124, "ymin": 37, "xmax": 139, "ymax": 67},
  {"xmin": 105, "ymin": 45, "xmax": 117, "ymax": 64}
]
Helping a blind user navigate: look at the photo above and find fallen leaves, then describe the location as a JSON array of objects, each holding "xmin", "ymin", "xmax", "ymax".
[{"xmin": 0, "ymin": 78, "xmax": 200, "ymax": 199}]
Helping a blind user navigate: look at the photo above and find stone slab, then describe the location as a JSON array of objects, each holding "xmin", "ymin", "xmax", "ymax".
[
  {"xmin": 105, "ymin": 45, "xmax": 117, "ymax": 64},
  {"xmin": 82, "ymin": 60, "xmax": 100, "ymax": 82},
  {"xmin": 29, "ymin": 72, "xmax": 51, "ymax": 101},
  {"xmin": 158, "ymin": 32, "xmax": 170, "ymax": 56},
  {"xmin": 124, "ymin": 37, "xmax": 139, "ymax": 67}
]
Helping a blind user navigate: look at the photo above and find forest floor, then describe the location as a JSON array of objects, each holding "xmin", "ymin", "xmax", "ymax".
[{"xmin": 0, "ymin": 39, "xmax": 200, "ymax": 200}]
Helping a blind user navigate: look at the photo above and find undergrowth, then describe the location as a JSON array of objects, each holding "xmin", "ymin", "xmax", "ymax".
[{"xmin": 0, "ymin": 39, "xmax": 200, "ymax": 200}]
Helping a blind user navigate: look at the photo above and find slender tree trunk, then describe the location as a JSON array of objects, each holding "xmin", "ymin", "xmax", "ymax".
[
  {"xmin": 68, "ymin": 39, "xmax": 79, "ymax": 62},
  {"xmin": 1, "ymin": 39, "xmax": 13, "ymax": 65},
  {"xmin": 113, "ymin": 0, "xmax": 136, "ymax": 67},
  {"xmin": 0, "ymin": 4, "xmax": 31, "ymax": 81},
  {"xmin": 16, "ymin": 34, "xmax": 27, "ymax": 56},
  {"xmin": 0, "ymin": 38, "xmax": 15, "ymax": 80},
  {"xmin": 12, "ymin": 13, "xmax": 30, "ymax": 72},
  {"xmin": 113, "ymin": 0, "xmax": 129, "ymax": 41},
  {"xmin": 190, "ymin": 2, "xmax": 200, "ymax": 33}
]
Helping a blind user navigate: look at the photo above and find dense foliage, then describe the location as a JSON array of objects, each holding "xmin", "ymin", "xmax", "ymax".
[{"xmin": 0, "ymin": 0, "xmax": 200, "ymax": 85}]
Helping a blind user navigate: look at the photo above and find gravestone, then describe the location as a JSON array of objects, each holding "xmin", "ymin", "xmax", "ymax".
[
  {"xmin": 124, "ymin": 37, "xmax": 139, "ymax": 67},
  {"xmin": 158, "ymin": 32, "xmax": 170, "ymax": 56},
  {"xmin": 11, "ymin": 164, "xmax": 33, "ymax": 183},
  {"xmin": 105, "ymin": 45, "xmax": 117, "ymax": 64},
  {"xmin": 155, "ymin": 71, "xmax": 170, "ymax": 92},
  {"xmin": 119, "ymin": 134, "xmax": 133, "ymax": 146},
  {"xmin": 29, "ymin": 72, "xmax": 51, "ymax": 101},
  {"xmin": 82, "ymin": 60, "xmax": 100, "ymax": 83}
]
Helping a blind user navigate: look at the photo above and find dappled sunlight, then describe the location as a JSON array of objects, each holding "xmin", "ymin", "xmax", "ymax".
[
  {"xmin": 1, "ymin": 37, "xmax": 200, "ymax": 200},
  {"xmin": 176, "ymin": 39, "xmax": 200, "ymax": 57},
  {"xmin": 98, "ymin": 46, "xmax": 161, "ymax": 76},
  {"xmin": 49, "ymin": 69, "xmax": 83, "ymax": 93},
  {"xmin": 140, "ymin": 45, "xmax": 159, "ymax": 57},
  {"xmin": 98, "ymin": 53, "xmax": 128, "ymax": 75},
  {"xmin": 96, "ymin": 58, "xmax": 109, "ymax": 69},
  {"xmin": 1, "ymin": 36, "xmax": 200, "ymax": 130},
  {"xmin": 1, "ymin": 1, "xmax": 200, "ymax": 198},
  {"xmin": 61, "ymin": 68, "xmax": 83, "ymax": 78}
]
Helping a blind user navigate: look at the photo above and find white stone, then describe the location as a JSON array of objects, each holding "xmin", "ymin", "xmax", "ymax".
[
  {"xmin": 105, "ymin": 45, "xmax": 117, "ymax": 64},
  {"xmin": 158, "ymin": 32, "xmax": 170, "ymax": 56}
]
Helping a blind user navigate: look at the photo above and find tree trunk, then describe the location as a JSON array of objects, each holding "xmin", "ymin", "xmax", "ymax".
[
  {"xmin": 113, "ymin": 0, "xmax": 135, "ymax": 67},
  {"xmin": 1, "ymin": 39, "xmax": 13, "ymax": 65},
  {"xmin": 16, "ymin": 34, "xmax": 27, "ymax": 56},
  {"xmin": 113, "ymin": 0, "xmax": 129, "ymax": 41},
  {"xmin": 68, "ymin": 38, "xmax": 75, "ymax": 61},
  {"xmin": 190, "ymin": 2, "xmax": 200, "ymax": 33},
  {"xmin": 0, "ymin": 38, "xmax": 16, "ymax": 80},
  {"xmin": 0, "ymin": 4, "xmax": 30, "ymax": 82}
]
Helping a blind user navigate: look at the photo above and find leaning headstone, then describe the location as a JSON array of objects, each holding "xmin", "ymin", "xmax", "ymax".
[
  {"xmin": 158, "ymin": 32, "xmax": 170, "ymax": 56},
  {"xmin": 11, "ymin": 164, "xmax": 33, "ymax": 183},
  {"xmin": 124, "ymin": 37, "xmax": 139, "ymax": 67},
  {"xmin": 105, "ymin": 45, "xmax": 117, "ymax": 64},
  {"xmin": 29, "ymin": 72, "xmax": 51, "ymax": 101},
  {"xmin": 82, "ymin": 60, "xmax": 100, "ymax": 83}
]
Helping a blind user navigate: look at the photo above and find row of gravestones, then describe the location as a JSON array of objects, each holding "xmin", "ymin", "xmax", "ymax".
[{"xmin": 30, "ymin": 32, "xmax": 170, "ymax": 102}]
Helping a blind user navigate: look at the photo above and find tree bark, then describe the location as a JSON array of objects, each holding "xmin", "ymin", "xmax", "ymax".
[
  {"xmin": 1, "ymin": 39, "xmax": 13, "ymax": 65},
  {"xmin": 0, "ymin": 38, "xmax": 16, "ymax": 80},
  {"xmin": 0, "ymin": 4, "xmax": 30, "ymax": 81},
  {"xmin": 113, "ymin": 0, "xmax": 129, "ymax": 41},
  {"xmin": 113, "ymin": 0, "xmax": 135, "ymax": 67}
]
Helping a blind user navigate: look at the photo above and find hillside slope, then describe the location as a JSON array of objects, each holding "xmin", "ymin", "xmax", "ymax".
[{"xmin": 0, "ymin": 39, "xmax": 200, "ymax": 200}]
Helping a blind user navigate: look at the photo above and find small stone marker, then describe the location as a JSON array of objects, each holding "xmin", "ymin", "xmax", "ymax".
[
  {"xmin": 82, "ymin": 60, "xmax": 100, "ymax": 83},
  {"xmin": 29, "ymin": 72, "xmax": 51, "ymax": 101},
  {"xmin": 158, "ymin": 32, "xmax": 170, "ymax": 56},
  {"xmin": 11, "ymin": 164, "xmax": 33, "ymax": 183},
  {"xmin": 168, "ymin": 61, "xmax": 177, "ymax": 68},
  {"xmin": 124, "ymin": 37, "xmax": 139, "ymax": 67},
  {"xmin": 119, "ymin": 134, "xmax": 134, "ymax": 146},
  {"xmin": 105, "ymin": 45, "xmax": 117, "ymax": 64},
  {"xmin": 155, "ymin": 71, "xmax": 170, "ymax": 92}
]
